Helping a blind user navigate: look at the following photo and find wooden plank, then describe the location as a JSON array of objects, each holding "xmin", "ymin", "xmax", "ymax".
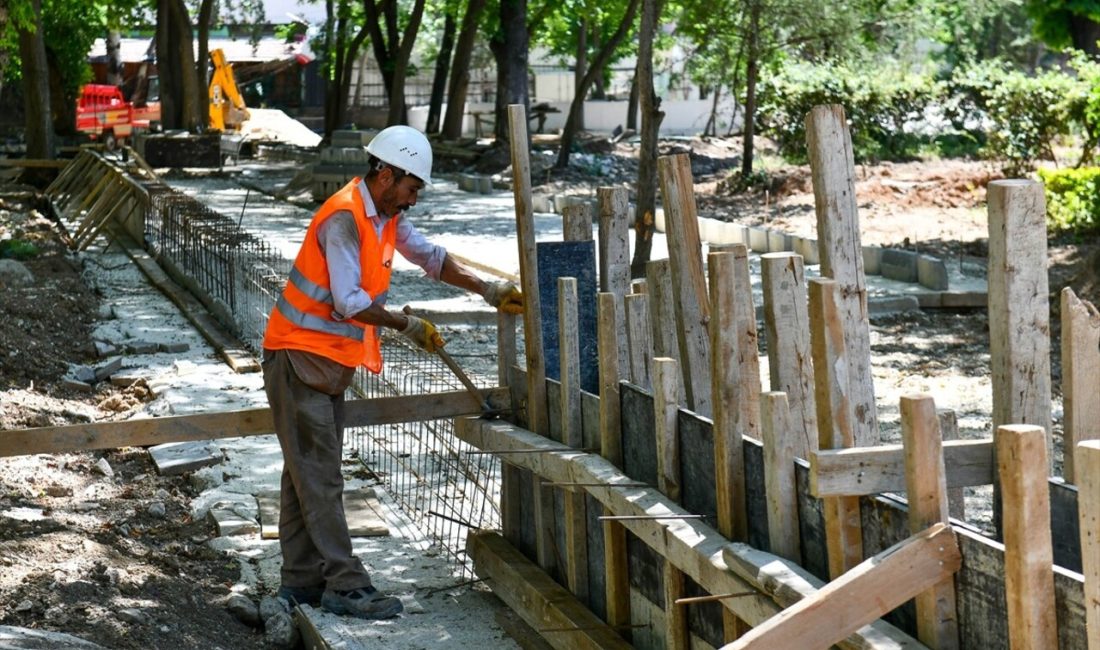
[
  {"xmin": 808, "ymin": 278, "xmax": 862, "ymax": 577},
  {"xmin": 499, "ymin": 312, "xmax": 522, "ymax": 545},
  {"xmin": 559, "ymin": 277, "xmax": 589, "ymax": 602},
  {"xmin": 654, "ymin": 357, "xmax": 689, "ymax": 650},
  {"xmin": 900, "ymin": 395, "xmax": 959, "ymax": 649},
  {"xmin": 598, "ymin": 188, "xmax": 630, "ymax": 375},
  {"xmin": 0, "ymin": 158, "xmax": 68, "ymax": 168},
  {"xmin": 0, "ymin": 388, "xmax": 510, "ymax": 458},
  {"xmin": 938, "ymin": 409, "xmax": 966, "ymax": 520},
  {"xmin": 657, "ymin": 154, "xmax": 712, "ymax": 417},
  {"xmin": 810, "ymin": 439, "xmax": 993, "ymax": 497},
  {"xmin": 624, "ymin": 293, "xmax": 653, "ymax": 390},
  {"xmin": 562, "ymin": 202, "xmax": 594, "ymax": 242},
  {"xmin": 455, "ymin": 417, "xmax": 922, "ymax": 649},
  {"xmin": 997, "ymin": 424, "xmax": 1057, "ymax": 650},
  {"xmin": 44, "ymin": 152, "xmax": 91, "ymax": 197},
  {"xmin": 760, "ymin": 252, "xmax": 817, "ymax": 460},
  {"xmin": 1062, "ymin": 288, "xmax": 1100, "ymax": 483},
  {"xmin": 724, "ymin": 524, "xmax": 960, "ymax": 650},
  {"xmin": 644, "ymin": 259, "xmax": 686, "ymax": 399},
  {"xmin": 709, "ymin": 251, "xmax": 748, "ymax": 542},
  {"xmin": 1076, "ymin": 440, "xmax": 1100, "ymax": 650},
  {"xmin": 805, "ymin": 105, "xmax": 878, "ymax": 447},
  {"xmin": 761, "ymin": 392, "xmax": 800, "ymax": 563},
  {"xmin": 467, "ymin": 530, "xmax": 633, "ymax": 650},
  {"xmin": 987, "ymin": 180, "xmax": 1052, "ymax": 459}
]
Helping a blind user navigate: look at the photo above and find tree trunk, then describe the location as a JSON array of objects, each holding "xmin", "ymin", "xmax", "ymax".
[
  {"xmin": 386, "ymin": 0, "xmax": 426, "ymax": 125},
  {"xmin": 740, "ymin": 0, "xmax": 761, "ymax": 178},
  {"xmin": 626, "ymin": 65, "xmax": 639, "ymax": 131},
  {"xmin": 157, "ymin": 0, "xmax": 201, "ymax": 131},
  {"xmin": 555, "ymin": 0, "xmax": 640, "ymax": 168},
  {"xmin": 426, "ymin": 12, "xmax": 457, "ymax": 134},
  {"xmin": 1069, "ymin": 14, "xmax": 1100, "ymax": 58},
  {"xmin": 591, "ymin": 28, "xmax": 605, "ymax": 99},
  {"xmin": 47, "ymin": 49, "xmax": 75, "ymax": 137},
  {"xmin": 363, "ymin": 0, "xmax": 399, "ymax": 105},
  {"xmin": 18, "ymin": 0, "xmax": 54, "ymax": 160},
  {"xmin": 575, "ymin": 17, "xmax": 587, "ymax": 130},
  {"xmin": 630, "ymin": 0, "xmax": 664, "ymax": 278},
  {"xmin": 442, "ymin": 0, "xmax": 488, "ymax": 139},
  {"xmin": 495, "ymin": 0, "xmax": 529, "ymax": 143},
  {"xmin": 704, "ymin": 84, "xmax": 720, "ymax": 137},
  {"xmin": 322, "ymin": 0, "xmax": 336, "ymax": 139},
  {"xmin": 106, "ymin": 31, "xmax": 123, "ymax": 86},
  {"xmin": 196, "ymin": 0, "xmax": 215, "ymax": 130}
]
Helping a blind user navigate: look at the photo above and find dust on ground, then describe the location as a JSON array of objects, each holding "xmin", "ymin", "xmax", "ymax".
[{"xmin": 0, "ymin": 133, "xmax": 1097, "ymax": 644}]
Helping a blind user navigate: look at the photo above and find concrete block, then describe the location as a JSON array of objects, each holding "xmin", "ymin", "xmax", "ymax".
[
  {"xmin": 767, "ymin": 230, "xmax": 793, "ymax": 253},
  {"xmin": 158, "ymin": 342, "xmax": 190, "ymax": 353},
  {"xmin": 531, "ymin": 193, "xmax": 554, "ymax": 213},
  {"xmin": 940, "ymin": 291, "xmax": 988, "ymax": 309},
  {"xmin": 795, "ymin": 236, "xmax": 820, "ymax": 265},
  {"xmin": 748, "ymin": 227, "xmax": 770, "ymax": 253},
  {"xmin": 477, "ymin": 175, "xmax": 493, "ymax": 194},
  {"xmin": 93, "ymin": 357, "xmax": 123, "ymax": 382},
  {"xmin": 708, "ymin": 221, "xmax": 743, "ymax": 246},
  {"xmin": 208, "ymin": 502, "xmax": 260, "ymax": 537},
  {"xmin": 868, "ymin": 295, "xmax": 920, "ymax": 315},
  {"xmin": 862, "ymin": 246, "xmax": 883, "ymax": 275},
  {"xmin": 149, "ymin": 441, "xmax": 223, "ymax": 476},
  {"xmin": 917, "ymin": 254, "xmax": 950, "ymax": 290},
  {"xmin": 698, "ymin": 217, "xmax": 718, "ymax": 243},
  {"xmin": 880, "ymin": 248, "xmax": 918, "ymax": 283},
  {"xmin": 654, "ymin": 207, "xmax": 666, "ymax": 233}
]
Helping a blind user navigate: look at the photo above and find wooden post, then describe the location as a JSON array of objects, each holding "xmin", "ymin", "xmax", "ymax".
[
  {"xmin": 709, "ymin": 251, "xmax": 747, "ymax": 542},
  {"xmin": 598, "ymin": 187, "xmax": 630, "ymax": 373},
  {"xmin": 645, "ymin": 259, "xmax": 686, "ymax": 398},
  {"xmin": 762, "ymin": 391, "xmax": 800, "ymax": 563},
  {"xmin": 559, "ymin": 277, "xmax": 588, "ymax": 602},
  {"xmin": 507, "ymin": 104, "xmax": 554, "ymax": 574},
  {"xmin": 808, "ymin": 278, "xmax": 862, "ymax": 578},
  {"xmin": 996, "ymin": 424, "xmax": 1056, "ymax": 650},
  {"xmin": 1062, "ymin": 287, "xmax": 1100, "ymax": 483},
  {"xmin": 937, "ymin": 409, "xmax": 966, "ymax": 520},
  {"xmin": 987, "ymin": 180, "xmax": 1052, "ymax": 459},
  {"xmin": 657, "ymin": 153, "xmax": 712, "ymax": 417},
  {"xmin": 625, "ymin": 293, "xmax": 653, "ymax": 390},
  {"xmin": 761, "ymin": 252, "xmax": 817, "ymax": 459},
  {"xmin": 900, "ymin": 395, "xmax": 959, "ymax": 650},
  {"xmin": 598, "ymin": 290, "xmax": 631, "ymax": 638},
  {"xmin": 805, "ymin": 105, "xmax": 878, "ymax": 447},
  {"xmin": 498, "ymin": 312, "xmax": 522, "ymax": 544},
  {"xmin": 562, "ymin": 202, "xmax": 594, "ymax": 241},
  {"xmin": 654, "ymin": 357, "xmax": 688, "ymax": 650},
  {"xmin": 1075, "ymin": 440, "xmax": 1100, "ymax": 650}
]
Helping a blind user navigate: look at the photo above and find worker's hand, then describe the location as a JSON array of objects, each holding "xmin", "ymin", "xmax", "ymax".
[
  {"xmin": 484, "ymin": 282, "xmax": 524, "ymax": 315},
  {"xmin": 401, "ymin": 315, "xmax": 445, "ymax": 353}
]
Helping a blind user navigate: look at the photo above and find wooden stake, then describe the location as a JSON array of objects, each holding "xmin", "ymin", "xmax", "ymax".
[
  {"xmin": 709, "ymin": 251, "xmax": 747, "ymax": 542},
  {"xmin": 559, "ymin": 277, "xmax": 589, "ymax": 602},
  {"xmin": 598, "ymin": 187, "xmax": 631, "ymax": 375},
  {"xmin": 1075, "ymin": 440, "xmax": 1100, "ymax": 650},
  {"xmin": 645, "ymin": 259, "xmax": 686, "ymax": 399},
  {"xmin": 900, "ymin": 394, "xmax": 959, "ymax": 650},
  {"xmin": 805, "ymin": 105, "xmax": 878, "ymax": 447},
  {"xmin": 761, "ymin": 252, "xmax": 817, "ymax": 459},
  {"xmin": 937, "ymin": 409, "xmax": 966, "ymax": 520},
  {"xmin": 657, "ymin": 153, "xmax": 712, "ymax": 417},
  {"xmin": 761, "ymin": 392, "xmax": 800, "ymax": 563},
  {"xmin": 654, "ymin": 357, "xmax": 688, "ymax": 650},
  {"xmin": 996, "ymin": 424, "xmax": 1056, "ymax": 650},
  {"xmin": 562, "ymin": 202, "xmax": 594, "ymax": 241},
  {"xmin": 624, "ymin": 293, "xmax": 653, "ymax": 389},
  {"xmin": 1062, "ymin": 287, "xmax": 1100, "ymax": 483},
  {"xmin": 808, "ymin": 278, "xmax": 862, "ymax": 578}
]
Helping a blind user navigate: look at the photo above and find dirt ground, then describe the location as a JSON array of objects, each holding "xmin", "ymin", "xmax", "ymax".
[{"xmin": 0, "ymin": 135, "xmax": 1096, "ymax": 647}]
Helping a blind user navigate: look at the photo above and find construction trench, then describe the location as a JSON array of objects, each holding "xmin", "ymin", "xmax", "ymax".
[{"xmin": 1, "ymin": 103, "xmax": 1094, "ymax": 649}]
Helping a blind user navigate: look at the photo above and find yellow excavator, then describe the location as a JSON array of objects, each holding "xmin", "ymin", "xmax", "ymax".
[{"xmin": 209, "ymin": 49, "xmax": 250, "ymax": 131}]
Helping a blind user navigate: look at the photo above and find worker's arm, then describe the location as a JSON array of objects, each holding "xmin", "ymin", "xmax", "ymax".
[
  {"xmin": 320, "ymin": 212, "xmax": 409, "ymax": 332},
  {"xmin": 439, "ymin": 253, "xmax": 489, "ymax": 296}
]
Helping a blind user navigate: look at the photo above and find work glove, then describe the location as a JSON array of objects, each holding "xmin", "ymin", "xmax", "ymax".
[
  {"xmin": 401, "ymin": 315, "xmax": 445, "ymax": 353},
  {"xmin": 484, "ymin": 281, "xmax": 524, "ymax": 315}
]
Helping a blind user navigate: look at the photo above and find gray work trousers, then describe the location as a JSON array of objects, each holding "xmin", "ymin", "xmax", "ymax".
[{"xmin": 262, "ymin": 349, "xmax": 372, "ymax": 591}]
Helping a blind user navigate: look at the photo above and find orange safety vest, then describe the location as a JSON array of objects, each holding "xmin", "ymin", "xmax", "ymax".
[{"xmin": 263, "ymin": 178, "xmax": 397, "ymax": 373}]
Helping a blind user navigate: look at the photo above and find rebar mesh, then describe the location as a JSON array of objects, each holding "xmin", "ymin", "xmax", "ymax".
[{"xmin": 346, "ymin": 332, "xmax": 502, "ymax": 577}]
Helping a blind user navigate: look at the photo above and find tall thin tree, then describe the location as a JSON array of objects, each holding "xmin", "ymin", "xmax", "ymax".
[{"xmin": 630, "ymin": 0, "xmax": 664, "ymax": 277}]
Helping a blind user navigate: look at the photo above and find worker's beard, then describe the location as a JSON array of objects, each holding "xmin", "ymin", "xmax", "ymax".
[{"xmin": 378, "ymin": 185, "xmax": 411, "ymax": 217}]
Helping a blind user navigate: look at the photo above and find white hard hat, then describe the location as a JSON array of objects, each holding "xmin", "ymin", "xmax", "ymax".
[{"xmin": 365, "ymin": 125, "xmax": 434, "ymax": 185}]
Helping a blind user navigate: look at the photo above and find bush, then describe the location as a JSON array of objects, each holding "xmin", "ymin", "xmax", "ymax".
[
  {"xmin": 756, "ymin": 61, "xmax": 941, "ymax": 163},
  {"xmin": 1038, "ymin": 167, "xmax": 1100, "ymax": 233}
]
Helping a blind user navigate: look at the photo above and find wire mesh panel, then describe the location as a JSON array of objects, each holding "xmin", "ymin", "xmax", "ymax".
[{"xmin": 346, "ymin": 332, "xmax": 502, "ymax": 577}]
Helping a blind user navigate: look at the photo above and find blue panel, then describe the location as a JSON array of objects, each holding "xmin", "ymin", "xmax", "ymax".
[{"xmin": 537, "ymin": 241, "xmax": 599, "ymax": 394}]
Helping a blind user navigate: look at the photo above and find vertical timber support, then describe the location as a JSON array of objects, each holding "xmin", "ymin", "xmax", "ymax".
[
  {"xmin": 562, "ymin": 202, "xmax": 594, "ymax": 242},
  {"xmin": 507, "ymin": 104, "xmax": 554, "ymax": 574},
  {"xmin": 657, "ymin": 154, "xmax": 712, "ymax": 417},
  {"xmin": 598, "ymin": 187, "xmax": 631, "ymax": 373},
  {"xmin": 808, "ymin": 278, "xmax": 863, "ymax": 577},
  {"xmin": 805, "ymin": 105, "xmax": 878, "ymax": 447},
  {"xmin": 937, "ymin": 409, "xmax": 966, "ymax": 520},
  {"xmin": 761, "ymin": 252, "xmax": 817, "ymax": 459},
  {"xmin": 497, "ymin": 311, "xmax": 521, "ymax": 543},
  {"xmin": 558, "ymin": 277, "xmax": 589, "ymax": 603},
  {"xmin": 901, "ymin": 395, "xmax": 959, "ymax": 649},
  {"xmin": 625, "ymin": 293, "xmax": 654, "ymax": 390},
  {"xmin": 654, "ymin": 357, "xmax": 688, "ymax": 650},
  {"xmin": 1062, "ymin": 287, "xmax": 1100, "ymax": 483},
  {"xmin": 997, "ymin": 424, "xmax": 1057, "ymax": 650},
  {"xmin": 761, "ymin": 391, "xmax": 800, "ymax": 563},
  {"xmin": 645, "ymin": 259, "xmax": 685, "ymax": 399},
  {"xmin": 1075, "ymin": 440, "xmax": 1100, "ymax": 650}
]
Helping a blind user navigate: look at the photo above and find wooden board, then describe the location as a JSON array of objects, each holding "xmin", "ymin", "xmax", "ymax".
[
  {"xmin": 1075, "ymin": 440, "xmax": 1100, "ymax": 650},
  {"xmin": 1061, "ymin": 288, "xmax": 1100, "ymax": 483},
  {"xmin": 257, "ymin": 488, "xmax": 389, "ymax": 539},
  {"xmin": 468, "ymin": 530, "xmax": 633, "ymax": 650},
  {"xmin": 810, "ymin": 439, "xmax": 994, "ymax": 497}
]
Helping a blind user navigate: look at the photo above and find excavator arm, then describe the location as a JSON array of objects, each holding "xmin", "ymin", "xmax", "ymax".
[{"xmin": 209, "ymin": 49, "xmax": 250, "ymax": 131}]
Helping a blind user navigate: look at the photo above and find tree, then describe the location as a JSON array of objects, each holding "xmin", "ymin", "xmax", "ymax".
[
  {"xmin": 630, "ymin": 0, "xmax": 664, "ymax": 277},
  {"xmin": 13, "ymin": 0, "xmax": 54, "ymax": 160},
  {"xmin": 426, "ymin": 9, "xmax": 457, "ymax": 133},
  {"xmin": 1029, "ymin": 0, "xmax": 1100, "ymax": 58},
  {"xmin": 441, "ymin": 0, "xmax": 489, "ymax": 138},
  {"xmin": 492, "ymin": 0, "xmax": 531, "ymax": 142},
  {"xmin": 360, "ymin": 0, "xmax": 427, "ymax": 126},
  {"xmin": 554, "ymin": 0, "xmax": 640, "ymax": 168},
  {"xmin": 156, "ymin": 0, "xmax": 202, "ymax": 130}
]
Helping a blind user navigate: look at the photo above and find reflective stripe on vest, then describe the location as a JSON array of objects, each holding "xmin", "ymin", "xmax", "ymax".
[{"xmin": 274, "ymin": 295, "xmax": 363, "ymax": 341}]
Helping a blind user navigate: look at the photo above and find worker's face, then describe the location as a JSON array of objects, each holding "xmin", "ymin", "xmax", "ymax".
[{"xmin": 377, "ymin": 168, "xmax": 424, "ymax": 217}]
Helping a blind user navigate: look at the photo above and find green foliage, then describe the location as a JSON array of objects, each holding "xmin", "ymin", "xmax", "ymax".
[
  {"xmin": 0, "ymin": 239, "xmax": 40, "ymax": 260},
  {"xmin": 947, "ymin": 59, "xmax": 1076, "ymax": 175},
  {"xmin": 1026, "ymin": 0, "xmax": 1100, "ymax": 52},
  {"xmin": 756, "ymin": 61, "xmax": 940, "ymax": 163},
  {"xmin": 1, "ymin": 0, "xmax": 102, "ymax": 96},
  {"xmin": 1039, "ymin": 166, "xmax": 1100, "ymax": 233}
]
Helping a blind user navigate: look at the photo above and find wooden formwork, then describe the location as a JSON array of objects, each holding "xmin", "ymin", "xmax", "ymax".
[
  {"xmin": 469, "ymin": 103, "xmax": 1095, "ymax": 650},
  {"xmin": 44, "ymin": 148, "xmax": 151, "ymax": 250}
]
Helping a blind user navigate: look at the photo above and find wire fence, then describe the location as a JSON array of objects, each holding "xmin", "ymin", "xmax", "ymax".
[{"xmin": 141, "ymin": 176, "xmax": 502, "ymax": 577}]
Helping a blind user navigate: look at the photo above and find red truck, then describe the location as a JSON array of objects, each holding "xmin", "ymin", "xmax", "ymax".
[{"xmin": 76, "ymin": 83, "xmax": 160, "ymax": 149}]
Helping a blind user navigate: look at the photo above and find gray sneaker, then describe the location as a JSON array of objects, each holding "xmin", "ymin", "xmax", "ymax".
[{"xmin": 321, "ymin": 586, "xmax": 404, "ymax": 619}]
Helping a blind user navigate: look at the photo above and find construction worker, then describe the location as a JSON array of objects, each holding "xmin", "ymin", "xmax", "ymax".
[{"xmin": 261, "ymin": 125, "xmax": 522, "ymax": 619}]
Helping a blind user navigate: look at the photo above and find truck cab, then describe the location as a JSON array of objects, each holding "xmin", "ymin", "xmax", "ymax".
[{"xmin": 76, "ymin": 84, "xmax": 133, "ymax": 149}]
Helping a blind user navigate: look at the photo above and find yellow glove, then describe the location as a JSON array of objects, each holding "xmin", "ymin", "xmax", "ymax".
[
  {"xmin": 401, "ymin": 315, "xmax": 445, "ymax": 353},
  {"xmin": 484, "ymin": 281, "xmax": 524, "ymax": 315}
]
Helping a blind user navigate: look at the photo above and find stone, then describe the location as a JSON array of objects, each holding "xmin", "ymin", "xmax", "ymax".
[
  {"xmin": 264, "ymin": 611, "xmax": 300, "ymax": 649},
  {"xmin": 148, "ymin": 441, "xmax": 223, "ymax": 476},
  {"xmin": 226, "ymin": 593, "xmax": 261, "ymax": 627},
  {"xmin": 208, "ymin": 503, "xmax": 261, "ymax": 537},
  {"xmin": 93, "ymin": 458, "xmax": 114, "ymax": 478},
  {"xmin": 94, "ymin": 341, "xmax": 119, "ymax": 357},
  {"xmin": 125, "ymin": 341, "xmax": 159, "ymax": 354},
  {"xmin": 96, "ymin": 304, "xmax": 115, "ymax": 320},
  {"xmin": 147, "ymin": 502, "xmax": 166, "ymax": 518},
  {"xmin": 158, "ymin": 342, "xmax": 190, "ymax": 353},
  {"xmin": 917, "ymin": 254, "xmax": 950, "ymax": 291},
  {"xmin": 68, "ymin": 364, "xmax": 96, "ymax": 384},
  {"xmin": 62, "ymin": 379, "xmax": 94, "ymax": 393},
  {"xmin": 868, "ymin": 295, "xmax": 920, "ymax": 315},
  {"xmin": 862, "ymin": 246, "xmax": 883, "ymax": 275},
  {"xmin": 0, "ymin": 259, "xmax": 33, "ymax": 288},
  {"xmin": 116, "ymin": 608, "xmax": 153, "ymax": 626},
  {"xmin": 93, "ymin": 357, "xmax": 123, "ymax": 383},
  {"xmin": 45, "ymin": 485, "xmax": 72, "ymax": 498},
  {"xmin": 259, "ymin": 595, "xmax": 287, "ymax": 622},
  {"xmin": 880, "ymin": 248, "xmax": 919, "ymax": 283},
  {"xmin": 14, "ymin": 600, "xmax": 33, "ymax": 613},
  {"xmin": 110, "ymin": 374, "xmax": 142, "ymax": 387}
]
